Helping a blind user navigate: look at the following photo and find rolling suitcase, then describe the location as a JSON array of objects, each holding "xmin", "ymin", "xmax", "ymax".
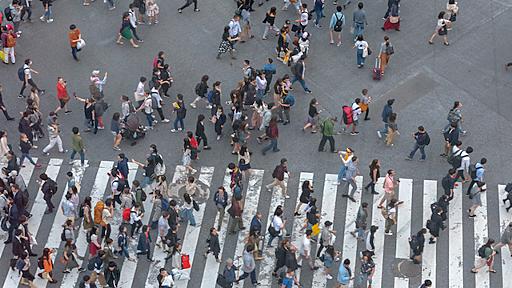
[{"xmin": 373, "ymin": 57, "xmax": 382, "ymax": 80}]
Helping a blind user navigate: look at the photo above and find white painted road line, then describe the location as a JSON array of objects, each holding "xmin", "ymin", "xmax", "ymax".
[
  {"xmin": 395, "ymin": 178, "xmax": 412, "ymax": 259},
  {"xmin": 370, "ymin": 177, "xmax": 386, "ymax": 288},
  {"xmin": 449, "ymin": 183, "xmax": 464, "ymax": 288},
  {"xmin": 474, "ymin": 183, "xmax": 489, "ymax": 286},
  {"xmin": 421, "ymin": 180, "xmax": 437, "ymax": 286}
]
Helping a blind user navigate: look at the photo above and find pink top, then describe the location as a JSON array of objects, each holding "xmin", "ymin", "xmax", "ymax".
[{"xmin": 384, "ymin": 175, "xmax": 394, "ymax": 194}]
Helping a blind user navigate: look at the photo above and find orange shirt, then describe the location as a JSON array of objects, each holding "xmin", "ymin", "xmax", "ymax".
[{"xmin": 68, "ymin": 29, "xmax": 80, "ymax": 47}]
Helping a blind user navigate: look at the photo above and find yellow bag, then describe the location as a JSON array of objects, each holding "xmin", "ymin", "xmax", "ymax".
[
  {"xmin": 311, "ymin": 223, "xmax": 320, "ymax": 237},
  {"xmin": 0, "ymin": 50, "xmax": 5, "ymax": 62}
]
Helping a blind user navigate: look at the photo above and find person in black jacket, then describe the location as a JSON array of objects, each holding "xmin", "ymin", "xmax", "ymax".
[
  {"xmin": 409, "ymin": 228, "xmax": 426, "ymax": 264},
  {"xmin": 290, "ymin": 56, "xmax": 312, "ymax": 93},
  {"xmin": 284, "ymin": 244, "xmax": 299, "ymax": 271},
  {"xmin": 190, "ymin": 75, "xmax": 210, "ymax": 109},
  {"xmin": 406, "ymin": 126, "xmax": 430, "ymax": 161},
  {"xmin": 272, "ymin": 239, "xmax": 288, "ymax": 276},
  {"xmin": 5, "ymin": 198, "xmax": 19, "ymax": 244},
  {"xmin": 204, "ymin": 227, "xmax": 221, "ymax": 263},
  {"xmin": 104, "ymin": 261, "xmax": 120, "ymax": 288},
  {"xmin": 40, "ymin": 173, "xmax": 57, "ymax": 214},
  {"xmin": 210, "ymin": 81, "xmax": 222, "ymax": 117},
  {"xmin": 428, "ymin": 207, "xmax": 444, "ymax": 244},
  {"xmin": 195, "ymin": 114, "xmax": 210, "ymax": 150},
  {"xmin": 79, "ymin": 275, "xmax": 97, "ymax": 288},
  {"xmin": 12, "ymin": 229, "xmax": 26, "ymax": 260},
  {"xmin": 19, "ymin": 133, "xmax": 40, "ymax": 168}
]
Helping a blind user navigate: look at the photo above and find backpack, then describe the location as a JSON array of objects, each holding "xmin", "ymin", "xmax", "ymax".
[
  {"xmin": 87, "ymin": 256, "xmax": 97, "ymax": 271},
  {"xmin": 140, "ymin": 189, "xmax": 147, "ymax": 201},
  {"xmin": 233, "ymin": 184, "xmax": 243, "ymax": 201},
  {"xmin": 61, "ymin": 227, "xmax": 69, "ymax": 241},
  {"xmin": 17, "ymin": 67, "xmax": 27, "ymax": 81},
  {"xmin": 469, "ymin": 164, "xmax": 482, "ymax": 180},
  {"xmin": 6, "ymin": 34, "xmax": 16, "ymax": 47},
  {"xmin": 409, "ymin": 235, "xmax": 419, "ymax": 250},
  {"xmin": 478, "ymin": 245, "xmax": 487, "ymax": 258},
  {"xmin": 195, "ymin": 83, "xmax": 202, "ymax": 96},
  {"xmin": 447, "ymin": 109, "xmax": 461, "ymax": 123},
  {"xmin": 333, "ymin": 14, "xmax": 343, "ymax": 32},
  {"xmin": 448, "ymin": 150, "xmax": 466, "ymax": 169},
  {"xmin": 48, "ymin": 179, "xmax": 58, "ymax": 194},
  {"xmin": 342, "ymin": 105, "xmax": 353, "ymax": 125},
  {"xmin": 161, "ymin": 197, "xmax": 170, "ymax": 211},
  {"xmin": 4, "ymin": 7, "xmax": 13, "ymax": 22},
  {"xmin": 207, "ymin": 90, "xmax": 215, "ymax": 103},
  {"xmin": 78, "ymin": 203, "xmax": 85, "ymax": 218},
  {"xmin": 93, "ymin": 200, "xmax": 105, "ymax": 225},
  {"xmin": 86, "ymin": 229, "xmax": 92, "ymax": 243},
  {"xmin": 15, "ymin": 258, "xmax": 25, "ymax": 271},
  {"xmin": 424, "ymin": 132, "xmax": 431, "ymax": 145},
  {"xmin": 385, "ymin": 44, "xmax": 395, "ymax": 55},
  {"xmin": 284, "ymin": 94, "xmax": 295, "ymax": 107},
  {"xmin": 37, "ymin": 256, "xmax": 44, "ymax": 269},
  {"xmin": 246, "ymin": 67, "xmax": 256, "ymax": 79},
  {"xmin": 122, "ymin": 208, "xmax": 131, "ymax": 222}
]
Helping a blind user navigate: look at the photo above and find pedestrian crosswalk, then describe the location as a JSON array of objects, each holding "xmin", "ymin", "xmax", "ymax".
[{"xmin": 0, "ymin": 158, "xmax": 510, "ymax": 288}]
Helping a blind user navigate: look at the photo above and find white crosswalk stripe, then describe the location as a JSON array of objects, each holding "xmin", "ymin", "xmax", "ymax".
[{"xmin": 1, "ymin": 159, "xmax": 511, "ymax": 288}]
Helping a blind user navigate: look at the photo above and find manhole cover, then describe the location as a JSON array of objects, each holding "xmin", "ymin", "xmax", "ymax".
[{"xmin": 396, "ymin": 259, "xmax": 422, "ymax": 278}]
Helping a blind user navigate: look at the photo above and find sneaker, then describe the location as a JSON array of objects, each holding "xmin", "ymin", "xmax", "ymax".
[
  {"xmin": 113, "ymin": 146, "xmax": 121, "ymax": 151},
  {"xmin": 194, "ymin": 8, "xmax": 200, "ymax": 12},
  {"xmin": 47, "ymin": 19, "xmax": 54, "ymax": 23},
  {"xmin": 178, "ymin": 9, "xmax": 182, "ymax": 13},
  {"xmin": 171, "ymin": 129, "xmax": 177, "ymax": 133},
  {"xmin": 337, "ymin": 42, "xmax": 342, "ymax": 47},
  {"xmin": 65, "ymin": 110, "xmax": 72, "ymax": 114},
  {"xmin": 385, "ymin": 232, "xmax": 393, "ymax": 236},
  {"xmin": 178, "ymin": 128, "xmax": 183, "ymax": 131},
  {"xmin": 40, "ymin": 16, "xmax": 45, "ymax": 22},
  {"xmin": 18, "ymin": 94, "xmax": 24, "ymax": 99},
  {"xmin": 285, "ymin": 195, "xmax": 290, "ymax": 199},
  {"xmin": 69, "ymin": 161, "xmax": 75, "ymax": 165},
  {"xmin": 190, "ymin": 103, "xmax": 197, "ymax": 109},
  {"xmin": 377, "ymin": 131, "xmax": 382, "ymax": 138},
  {"xmin": 326, "ymin": 274, "xmax": 333, "ymax": 280},
  {"xmin": 216, "ymin": 135, "xmax": 221, "ymax": 140},
  {"xmin": 82, "ymin": 163, "xmax": 89, "ymax": 168},
  {"xmin": 162, "ymin": 119, "xmax": 170, "ymax": 123},
  {"xmin": 405, "ymin": 157, "xmax": 412, "ymax": 161},
  {"xmin": 350, "ymin": 132, "xmax": 359, "ymax": 136},
  {"xmin": 206, "ymin": 104, "xmax": 213, "ymax": 109}
]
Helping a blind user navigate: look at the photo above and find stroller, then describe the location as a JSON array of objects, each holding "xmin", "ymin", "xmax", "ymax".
[{"xmin": 121, "ymin": 114, "xmax": 146, "ymax": 146}]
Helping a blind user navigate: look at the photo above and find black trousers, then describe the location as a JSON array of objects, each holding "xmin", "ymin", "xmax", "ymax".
[
  {"xmin": 196, "ymin": 131, "xmax": 208, "ymax": 147},
  {"xmin": 130, "ymin": 26, "xmax": 141, "ymax": 41},
  {"xmin": 318, "ymin": 135, "xmax": 335, "ymax": 152},
  {"xmin": 179, "ymin": 0, "xmax": 197, "ymax": 10},
  {"xmin": 43, "ymin": 193, "xmax": 54, "ymax": 212},
  {"xmin": 20, "ymin": 79, "xmax": 41, "ymax": 96}
]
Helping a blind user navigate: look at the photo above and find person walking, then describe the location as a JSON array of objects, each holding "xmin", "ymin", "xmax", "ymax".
[
  {"xmin": 237, "ymin": 244, "xmax": 260, "ymax": 286},
  {"xmin": 427, "ymin": 206, "xmax": 444, "ymax": 244},
  {"xmin": 37, "ymin": 248, "xmax": 58, "ymax": 283},
  {"xmin": 40, "ymin": 0, "xmax": 53, "ymax": 23},
  {"xmin": 54, "ymin": 77, "xmax": 71, "ymax": 114},
  {"xmin": 443, "ymin": 101, "xmax": 466, "ymax": 134},
  {"xmin": 128, "ymin": 4, "xmax": 143, "ymax": 42},
  {"xmin": 381, "ymin": 1, "xmax": 400, "ymax": 31},
  {"xmin": 299, "ymin": 230, "xmax": 319, "ymax": 270},
  {"xmin": 266, "ymin": 158, "xmax": 289, "ymax": 198},
  {"xmin": 69, "ymin": 127, "xmax": 87, "ymax": 167},
  {"xmin": 471, "ymin": 238, "xmax": 496, "ymax": 273},
  {"xmin": 384, "ymin": 113, "xmax": 398, "ymax": 146},
  {"xmin": 341, "ymin": 156, "xmax": 359, "ymax": 202},
  {"xmin": 409, "ymin": 228, "xmax": 426, "ymax": 264},
  {"xmin": 136, "ymin": 225, "xmax": 153, "ymax": 261},
  {"xmin": 2, "ymin": 27, "xmax": 18, "ymax": 65},
  {"xmin": 178, "ymin": 0, "xmax": 199, "ymax": 13},
  {"xmin": 353, "ymin": 35, "xmax": 369, "ymax": 68},
  {"xmin": 377, "ymin": 169, "xmax": 400, "ymax": 208},
  {"xmin": 467, "ymin": 157, "xmax": 486, "ymax": 194},
  {"xmin": 105, "ymin": 261, "xmax": 120, "ymax": 288},
  {"xmin": 350, "ymin": 202, "xmax": 368, "ymax": 240},
  {"xmin": 336, "ymin": 148, "xmax": 354, "ymax": 183},
  {"xmin": 352, "ymin": 2, "xmax": 367, "ymax": 39},
  {"xmin": 313, "ymin": 0, "xmax": 325, "ymax": 28},
  {"xmin": 337, "ymin": 259, "xmax": 353, "ymax": 288},
  {"xmin": 318, "ymin": 117, "xmax": 336, "ymax": 152},
  {"xmin": 116, "ymin": 12, "xmax": 139, "ymax": 48},
  {"xmin": 303, "ymin": 98, "xmax": 320, "ymax": 133},
  {"xmin": 262, "ymin": 7, "xmax": 279, "ymax": 40},
  {"xmin": 329, "ymin": 6, "xmax": 345, "ymax": 46},
  {"xmin": 406, "ymin": 126, "xmax": 430, "ymax": 161},
  {"xmin": 0, "ymin": 85, "xmax": 15, "ymax": 120},
  {"xmin": 190, "ymin": 75, "xmax": 210, "ymax": 108},
  {"xmin": 428, "ymin": 11, "xmax": 450, "ymax": 45},
  {"xmin": 204, "ymin": 227, "xmax": 221, "ymax": 262},
  {"xmin": 290, "ymin": 55, "xmax": 312, "ymax": 93},
  {"xmin": 19, "ymin": 59, "xmax": 45, "ymax": 98},
  {"xmin": 262, "ymin": 116, "xmax": 280, "ymax": 155},
  {"xmin": 383, "ymin": 198, "xmax": 398, "ymax": 236},
  {"xmin": 40, "ymin": 173, "xmax": 58, "ymax": 214},
  {"xmin": 468, "ymin": 181, "xmax": 486, "ymax": 217},
  {"xmin": 378, "ymin": 36, "xmax": 394, "ymax": 76},
  {"xmin": 317, "ymin": 220, "xmax": 336, "ymax": 256},
  {"xmin": 68, "ymin": 24, "xmax": 82, "ymax": 61},
  {"xmin": 19, "ymin": 133, "xmax": 41, "ymax": 168},
  {"xmin": 441, "ymin": 122, "xmax": 459, "ymax": 157},
  {"xmin": 356, "ymin": 254, "xmax": 375, "ymax": 287},
  {"xmin": 377, "ymin": 99, "xmax": 394, "ymax": 139},
  {"xmin": 494, "ymin": 222, "xmax": 512, "ymax": 256},
  {"xmin": 364, "ymin": 159, "xmax": 380, "ymax": 195}
]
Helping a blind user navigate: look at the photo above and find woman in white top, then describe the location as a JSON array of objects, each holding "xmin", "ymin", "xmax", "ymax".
[
  {"xmin": 352, "ymin": 35, "xmax": 369, "ymax": 68},
  {"xmin": 0, "ymin": 131, "xmax": 10, "ymax": 164},
  {"xmin": 256, "ymin": 71, "xmax": 267, "ymax": 100},
  {"xmin": 446, "ymin": 0, "xmax": 458, "ymax": 20},
  {"xmin": 170, "ymin": 243, "xmax": 191, "ymax": 280},
  {"xmin": 250, "ymin": 99, "xmax": 265, "ymax": 130},
  {"xmin": 428, "ymin": 11, "xmax": 450, "ymax": 45}
]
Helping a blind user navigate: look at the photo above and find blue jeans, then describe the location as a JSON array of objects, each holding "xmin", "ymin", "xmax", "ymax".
[
  {"xmin": 174, "ymin": 116, "xmax": 184, "ymax": 130},
  {"xmin": 256, "ymin": 89, "xmax": 265, "ymax": 100},
  {"xmin": 267, "ymin": 233, "xmax": 282, "ymax": 246},
  {"xmin": 409, "ymin": 143, "xmax": 426, "ymax": 160},
  {"xmin": 379, "ymin": 122, "xmax": 389, "ymax": 136},
  {"xmin": 181, "ymin": 208, "xmax": 196, "ymax": 226},
  {"xmin": 43, "ymin": 7, "xmax": 52, "ymax": 20},
  {"xmin": 71, "ymin": 47, "xmax": 79, "ymax": 61},
  {"xmin": 70, "ymin": 149, "xmax": 85, "ymax": 165},
  {"xmin": 238, "ymin": 270, "xmax": 257, "ymax": 285},
  {"xmin": 120, "ymin": 246, "xmax": 130, "ymax": 258},
  {"xmin": 19, "ymin": 153, "xmax": 37, "ymax": 166},
  {"xmin": 291, "ymin": 76, "xmax": 310, "ymax": 92},
  {"xmin": 356, "ymin": 48, "xmax": 365, "ymax": 66},
  {"xmin": 356, "ymin": 227, "xmax": 365, "ymax": 238},
  {"xmin": 262, "ymin": 138, "xmax": 278, "ymax": 154},
  {"xmin": 141, "ymin": 176, "xmax": 152, "ymax": 189},
  {"xmin": 353, "ymin": 22, "xmax": 364, "ymax": 37},
  {"xmin": 314, "ymin": 5, "xmax": 324, "ymax": 25},
  {"xmin": 337, "ymin": 165, "xmax": 347, "ymax": 182},
  {"xmin": 145, "ymin": 112, "xmax": 154, "ymax": 127}
]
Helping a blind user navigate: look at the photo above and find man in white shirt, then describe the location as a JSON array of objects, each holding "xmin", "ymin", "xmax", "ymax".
[
  {"xmin": 136, "ymin": 92, "xmax": 155, "ymax": 130},
  {"xmin": 455, "ymin": 145, "xmax": 472, "ymax": 182},
  {"xmin": 128, "ymin": 4, "xmax": 143, "ymax": 42},
  {"xmin": 150, "ymin": 84, "xmax": 170, "ymax": 123},
  {"xmin": 351, "ymin": 98, "xmax": 362, "ymax": 135},
  {"xmin": 228, "ymin": 15, "xmax": 242, "ymax": 48},
  {"xmin": 299, "ymin": 229, "xmax": 319, "ymax": 270},
  {"xmin": 296, "ymin": 3, "xmax": 309, "ymax": 32},
  {"xmin": 134, "ymin": 77, "xmax": 147, "ymax": 108}
]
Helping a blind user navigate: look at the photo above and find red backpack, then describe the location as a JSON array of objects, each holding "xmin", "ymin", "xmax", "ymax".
[
  {"xmin": 342, "ymin": 105, "xmax": 353, "ymax": 125},
  {"xmin": 152, "ymin": 56, "xmax": 158, "ymax": 69},
  {"xmin": 122, "ymin": 208, "xmax": 131, "ymax": 222}
]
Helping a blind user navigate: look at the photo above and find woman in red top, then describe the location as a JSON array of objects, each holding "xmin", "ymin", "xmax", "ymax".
[
  {"xmin": 187, "ymin": 131, "xmax": 199, "ymax": 160},
  {"xmin": 54, "ymin": 77, "xmax": 71, "ymax": 114}
]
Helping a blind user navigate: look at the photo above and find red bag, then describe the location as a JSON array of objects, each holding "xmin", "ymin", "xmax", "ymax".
[
  {"xmin": 122, "ymin": 208, "xmax": 131, "ymax": 222},
  {"xmin": 181, "ymin": 254, "xmax": 191, "ymax": 269},
  {"xmin": 342, "ymin": 105, "xmax": 353, "ymax": 125}
]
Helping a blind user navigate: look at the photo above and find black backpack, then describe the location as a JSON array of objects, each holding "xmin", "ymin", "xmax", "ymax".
[
  {"xmin": 423, "ymin": 133, "xmax": 431, "ymax": 145},
  {"xmin": 478, "ymin": 245, "xmax": 487, "ymax": 258},
  {"xmin": 505, "ymin": 183, "xmax": 512, "ymax": 193},
  {"xmin": 334, "ymin": 14, "xmax": 343, "ymax": 32},
  {"xmin": 37, "ymin": 256, "xmax": 44, "ymax": 269},
  {"xmin": 4, "ymin": 7, "xmax": 13, "ymax": 22},
  {"xmin": 61, "ymin": 227, "xmax": 69, "ymax": 241},
  {"xmin": 447, "ymin": 150, "xmax": 465, "ymax": 168},
  {"xmin": 78, "ymin": 203, "xmax": 85, "ymax": 218},
  {"xmin": 469, "ymin": 164, "xmax": 482, "ymax": 180},
  {"xmin": 140, "ymin": 188, "xmax": 147, "ymax": 201},
  {"xmin": 441, "ymin": 175, "xmax": 451, "ymax": 191},
  {"xmin": 195, "ymin": 83, "xmax": 202, "ymax": 96}
]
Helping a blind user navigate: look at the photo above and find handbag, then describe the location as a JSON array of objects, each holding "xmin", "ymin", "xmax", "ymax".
[
  {"xmin": 192, "ymin": 200, "xmax": 199, "ymax": 211},
  {"xmin": 216, "ymin": 273, "xmax": 231, "ymax": 288},
  {"xmin": 311, "ymin": 223, "xmax": 320, "ymax": 237},
  {"xmin": 267, "ymin": 216, "xmax": 279, "ymax": 237},
  {"xmin": 181, "ymin": 254, "xmax": 191, "ymax": 269},
  {"xmin": 389, "ymin": 16, "xmax": 400, "ymax": 23},
  {"xmin": 367, "ymin": 47, "xmax": 372, "ymax": 56},
  {"xmin": 438, "ymin": 24, "xmax": 448, "ymax": 36},
  {"xmin": 449, "ymin": 13, "xmax": 457, "ymax": 22},
  {"xmin": 77, "ymin": 39, "xmax": 86, "ymax": 50}
]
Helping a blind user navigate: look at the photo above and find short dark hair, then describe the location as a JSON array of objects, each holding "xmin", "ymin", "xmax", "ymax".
[
  {"xmin": 69, "ymin": 24, "xmax": 76, "ymax": 30},
  {"xmin": 358, "ymin": 2, "xmax": 363, "ymax": 9},
  {"xmin": 418, "ymin": 126, "xmax": 425, "ymax": 131},
  {"xmin": 72, "ymin": 127, "xmax": 79, "ymax": 134},
  {"xmin": 466, "ymin": 146, "xmax": 473, "ymax": 153},
  {"xmin": 336, "ymin": 5, "xmax": 342, "ymax": 12},
  {"xmin": 480, "ymin": 158, "xmax": 487, "ymax": 164}
]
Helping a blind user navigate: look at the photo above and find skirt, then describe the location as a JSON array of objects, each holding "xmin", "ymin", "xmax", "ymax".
[
  {"xmin": 218, "ymin": 40, "xmax": 232, "ymax": 54},
  {"xmin": 182, "ymin": 153, "xmax": 191, "ymax": 166},
  {"xmin": 239, "ymin": 161, "xmax": 251, "ymax": 171},
  {"xmin": 383, "ymin": 19, "xmax": 400, "ymax": 30},
  {"xmin": 121, "ymin": 26, "xmax": 133, "ymax": 40}
]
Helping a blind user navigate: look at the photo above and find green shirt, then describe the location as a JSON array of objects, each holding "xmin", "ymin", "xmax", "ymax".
[
  {"xmin": 71, "ymin": 134, "xmax": 84, "ymax": 152},
  {"xmin": 321, "ymin": 119, "xmax": 334, "ymax": 136}
]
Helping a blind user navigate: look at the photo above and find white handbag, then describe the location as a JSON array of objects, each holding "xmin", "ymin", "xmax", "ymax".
[{"xmin": 77, "ymin": 39, "xmax": 86, "ymax": 50}]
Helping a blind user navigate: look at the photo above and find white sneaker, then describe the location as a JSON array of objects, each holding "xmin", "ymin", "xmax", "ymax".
[
  {"xmin": 190, "ymin": 103, "xmax": 197, "ymax": 109},
  {"xmin": 285, "ymin": 195, "xmax": 290, "ymax": 199},
  {"xmin": 206, "ymin": 104, "xmax": 213, "ymax": 109},
  {"xmin": 191, "ymin": 169, "xmax": 197, "ymax": 174},
  {"xmin": 377, "ymin": 131, "xmax": 382, "ymax": 138},
  {"xmin": 68, "ymin": 161, "xmax": 75, "ymax": 165},
  {"xmin": 145, "ymin": 126, "xmax": 153, "ymax": 130},
  {"xmin": 178, "ymin": 128, "xmax": 182, "ymax": 131},
  {"xmin": 82, "ymin": 163, "xmax": 89, "ymax": 168},
  {"xmin": 162, "ymin": 119, "xmax": 170, "ymax": 123},
  {"xmin": 47, "ymin": 19, "xmax": 54, "ymax": 23},
  {"xmin": 170, "ymin": 129, "xmax": 177, "ymax": 133},
  {"xmin": 326, "ymin": 274, "xmax": 333, "ymax": 280},
  {"xmin": 216, "ymin": 135, "xmax": 221, "ymax": 140},
  {"xmin": 385, "ymin": 232, "xmax": 393, "ymax": 236},
  {"xmin": 40, "ymin": 16, "xmax": 45, "ymax": 22}
]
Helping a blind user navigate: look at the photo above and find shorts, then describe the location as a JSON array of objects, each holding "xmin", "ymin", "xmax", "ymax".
[
  {"xmin": 456, "ymin": 170, "xmax": 465, "ymax": 181},
  {"xmin": 353, "ymin": 119, "xmax": 359, "ymax": 126},
  {"xmin": 59, "ymin": 98, "xmax": 68, "ymax": 108}
]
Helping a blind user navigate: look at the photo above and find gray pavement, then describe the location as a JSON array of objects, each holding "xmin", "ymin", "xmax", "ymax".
[{"xmin": 1, "ymin": 0, "xmax": 512, "ymax": 287}]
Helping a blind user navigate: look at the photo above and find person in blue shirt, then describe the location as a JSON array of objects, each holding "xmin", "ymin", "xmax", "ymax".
[
  {"xmin": 262, "ymin": 58, "xmax": 276, "ymax": 94},
  {"xmin": 467, "ymin": 158, "xmax": 486, "ymax": 195},
  {"xmin": 337, "ymin": 258, "xmax": 352, "ymax": 287},
  {"xmin": 280, "ymin": 269, "xmax": 299, "ymax": 288},
  {"xmin": 377, "ymin": 98, "xmax": 394, "ymax": 139}
]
